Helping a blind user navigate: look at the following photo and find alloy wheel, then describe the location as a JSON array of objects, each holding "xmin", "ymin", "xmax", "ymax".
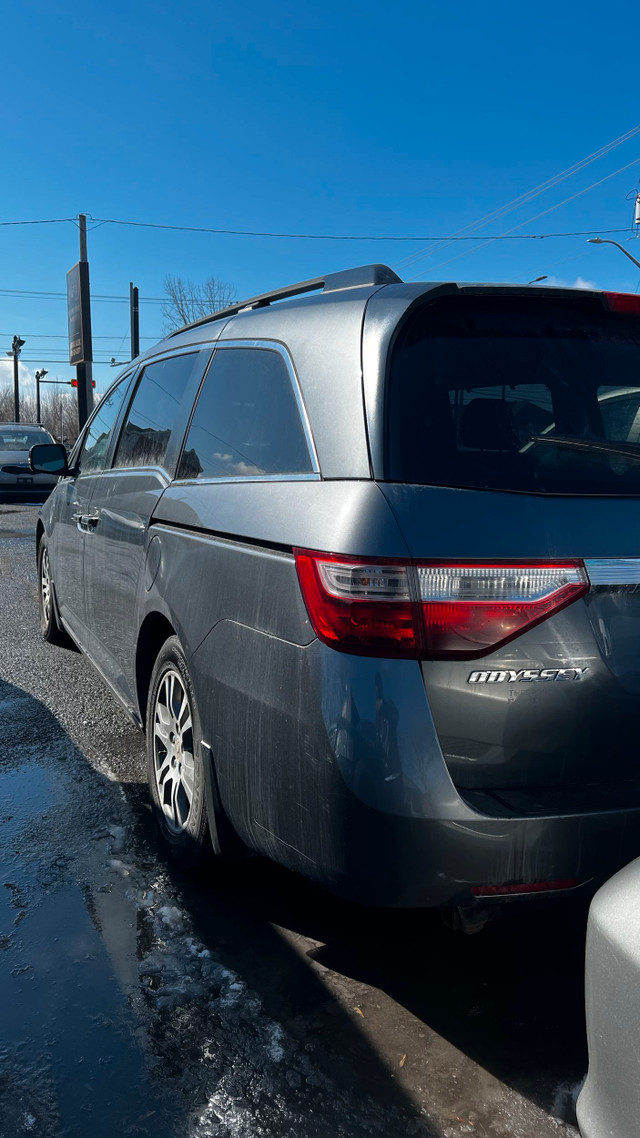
[
  {"xmin": 41, "ymin": 546, "xmax": 52, "ymax": 626},
  {"xmin": 153, "ymin": 668, "xmax": 195, "ymax": 833}
]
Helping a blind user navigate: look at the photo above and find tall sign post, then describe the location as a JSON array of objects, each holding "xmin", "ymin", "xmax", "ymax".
[
  {"xmin": 67, "ymin": 214, "xmax": 94, "ymax": 429},
  {"xmin": 130, "ymin": 282, "xmax": 140, "ymax": 360}
]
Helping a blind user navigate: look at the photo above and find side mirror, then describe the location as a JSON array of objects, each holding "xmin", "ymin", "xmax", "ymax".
[{"xmin": 29, "ymin": 443, "xmax": 70, "ymax": 476}]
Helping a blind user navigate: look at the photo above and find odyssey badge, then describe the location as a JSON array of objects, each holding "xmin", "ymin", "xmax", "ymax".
[{"xmin": 468, "ymin": 667, "xmax": 589, "ymax": 684}]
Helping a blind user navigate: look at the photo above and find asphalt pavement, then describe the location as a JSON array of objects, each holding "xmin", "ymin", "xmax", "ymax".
[{"xmin": 0, "ymin": 501, "xmax": 586, "ymax": 1138}]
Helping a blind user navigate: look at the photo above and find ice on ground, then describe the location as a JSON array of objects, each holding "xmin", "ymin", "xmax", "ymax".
[
  {"xmin": 108, "ymin": 858, "xmax": 131, "ymax": 876},
  {"xmin": 157, "ymin": 904, "xmax": 185, "ymax": 931},
  {"xmin": 267, "ymin": 1024, "xmax": 285, "ymax": 1064},
  {"xmin": 552, "ymin": 1077, "xmax": 586, "ymax": 1123}
]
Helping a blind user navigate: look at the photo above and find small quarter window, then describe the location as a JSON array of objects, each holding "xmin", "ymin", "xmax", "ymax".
[
  {"xmin": 114, "ymin": 352, "xmax": 205, "ymax": 471},
  {"xmin": 178, "ymin": 347, "xmax": 314, "ymax": 480},
  {"xmin": 78, "ymin": 378, "xmax": 129, "ymax": 474}
]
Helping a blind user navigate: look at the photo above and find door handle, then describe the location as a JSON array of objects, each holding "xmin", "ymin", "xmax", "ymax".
[{"xmin": 72, "ymin": 511, "xmax": 99, "ymax": 533}]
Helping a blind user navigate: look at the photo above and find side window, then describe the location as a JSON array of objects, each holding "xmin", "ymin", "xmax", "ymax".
[
  {"xmin": 598, "ymin": 390, "xmax": 640, "ymax": 441},
  {"xmin": 113, "ymin": 352, "xmax": 205, "ymax": 471},
  {"xmin": 177, "ymin": 347, "xmax": 314, "ymax": 481},
  {"xmin": 77, "ymin": 378, "xmax": 129, "ymax": 475}
]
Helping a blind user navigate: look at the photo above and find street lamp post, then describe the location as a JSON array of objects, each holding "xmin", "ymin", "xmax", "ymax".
[
  {"xmin": 5, "ymin": 336, "xmax": 25, "ymax": 422},
  {"xmin": 34, "ymin": 369, "xmax": 48, "ymax": 425},
  {"xmin": 587, "ymin": 237, "xmax": 640, "ymax": 272}
]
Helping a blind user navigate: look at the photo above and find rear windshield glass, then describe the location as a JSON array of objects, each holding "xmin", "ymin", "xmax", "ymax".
[
  {"xmin": 386, "ymin": 295, "xmax": 640, "ymax": 496},
  {"xmin": 0, "ymin": 428, "xmax": 52, "ymax": 451}
]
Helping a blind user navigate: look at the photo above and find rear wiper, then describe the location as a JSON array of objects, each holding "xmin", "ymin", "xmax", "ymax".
[{"xmin": 528, "ymin": 435, "xmax": 640, "ymax": 463}]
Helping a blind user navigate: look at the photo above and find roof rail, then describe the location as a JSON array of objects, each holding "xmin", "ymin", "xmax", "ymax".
[{"xmin": 168, "ymin": 263, "xmax": 403, "ymax": 337}]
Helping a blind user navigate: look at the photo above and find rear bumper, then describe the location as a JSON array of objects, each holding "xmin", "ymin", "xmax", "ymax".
[
  {"xmin": 0, "ymin": 471, "xmax": 57, "ymax": 496},
  {"xmin": 330, "ymin": 794, "xmax": 640, "ymax": 907},
  {"xmin": 193, "ymin": 627, "xmax": 640, "ymax": 908}
]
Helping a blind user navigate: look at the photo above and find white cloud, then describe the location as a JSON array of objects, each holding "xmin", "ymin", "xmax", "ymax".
[
  {"xmin": 543, "ymin": 275, "xmax": 598, "ymax": 290},
  {"xmin": 0, "ymin": 358, "xmax": 37, "ymax": 395}
]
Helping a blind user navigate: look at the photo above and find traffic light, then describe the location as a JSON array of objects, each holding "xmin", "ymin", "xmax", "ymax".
[{"xmin": 70, "ymin": 378, "xmax": 96, "ymax": 388}]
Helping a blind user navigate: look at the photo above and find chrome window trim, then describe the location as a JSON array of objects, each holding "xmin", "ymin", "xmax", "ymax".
[
  {"xmin": 130, "ymin": 343, "xmax": 213, "ymax": 368},
  {"xmin": 174, "ymin": 472, "xmax": 320, "ymax": 487},
  {"xmin": 586, "ymin": 559, "xmax": 640, "ymax": 585},
  {"xmin": 211, "ymin": 338, "xmax": 320, "ymax": 476},
  {"xmin": 93, "ymin": 465, "xmax": 171, "ymax": 486}
]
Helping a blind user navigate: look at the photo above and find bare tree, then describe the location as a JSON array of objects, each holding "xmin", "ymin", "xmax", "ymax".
[
  {"xmin": 162, "ymin": 275, "xmax": 237, "ymax": 331},
  {"xmin": 0, "ymin": 387, "xmax": 80, "ymax": 446}
]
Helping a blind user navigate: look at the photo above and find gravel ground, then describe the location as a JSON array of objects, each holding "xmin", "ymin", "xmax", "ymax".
[{"xmin": 0, "ymin": 501, "xmax": 585, "ymax": 1138}]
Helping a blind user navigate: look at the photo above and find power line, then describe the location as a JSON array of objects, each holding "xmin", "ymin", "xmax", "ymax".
[
  {"xmin": 86, "ymin": 217, "xmax": 635, "ymax": 243},
  {"xmin": 0, "ymin": 288, "xmax": 166, "ymax": 304},
  {"xmin": 0, "ymin": 332, "xmax": 156, "ymax": 340},
  {"xmin": 411, "ymin": 155, "xmax": 640, "ymax": 278},
  {"xmin": 396, "ymin": 123, "xmax": 640, "ymax": 270},
  {"xmin": 0, "ymin": 216, "xmax": 634, "ymax": 246},
  {"xmin": 0, "ymin": 217, "xmax": 75, "ymax": 227}
]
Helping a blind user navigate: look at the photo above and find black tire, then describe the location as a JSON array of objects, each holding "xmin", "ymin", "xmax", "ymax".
[
  {"xmin": 37, "ymin": 536, "xmax": 73, "ymax": 648},
  {"xmin": 146, "ymin": 636, "xmax": 212, "ymax": 869}
]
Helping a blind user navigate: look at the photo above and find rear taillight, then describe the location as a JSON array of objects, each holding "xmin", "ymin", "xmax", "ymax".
[
  {"xmin": 294, "ymin": 551, "xmax": 589, "ymax": 659},
  {"xmin": 471, "ymin": 878, "xmax": 581, "ymax": 897},
  {"xmin": 604, "ymin": 291, "xmax": 640, "ymax": 314}
]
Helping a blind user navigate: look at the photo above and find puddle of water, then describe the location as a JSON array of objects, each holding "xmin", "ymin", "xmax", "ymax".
[
  {"xmin": 0, "ymin": 763, "xmax": 58, "ymax": 841},
  {"xmin": 0, "ymin": 881, "xmax": 159, "ymax": 1138}
]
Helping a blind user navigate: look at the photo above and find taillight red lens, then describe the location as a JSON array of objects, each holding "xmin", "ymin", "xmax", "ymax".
[
  {"xmin": 294, "ymin": 552, "xmax": 589, "ymax": 659},
  {"xmin": 293, "ymin": 551, "xmax": 418, "ymax": 657},
  {"xmin": 604, "ymin": 291, "xmax": 640, "ymax": 314},
  {"xmin": 471, "ymin": 879, "xmax": 581, "ymax": 897}
]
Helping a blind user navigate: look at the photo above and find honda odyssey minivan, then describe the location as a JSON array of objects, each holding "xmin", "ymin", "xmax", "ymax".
[{"xmin": 30, "ymin": 264, "xmax": 640, "ymax": 923}]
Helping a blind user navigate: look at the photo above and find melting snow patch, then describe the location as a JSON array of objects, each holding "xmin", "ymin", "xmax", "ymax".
[
  {"xmin": 552, "ymin": 1078, "xmax": 586, "ymax": 1123},
  {"xmin": 22, "ymin": 1114, "xmax": 36, "ymax": 1132},
  {"xmin": 157, "ymin": 904, "xmax": 185, "ymax": 931},
  {"xmin": 267, "ymin": 1023, "xmax": 285, "ymax": 1064},
  {"xmin": 108, "ymin": 858, "xmax": 131, "ymax": 877}
]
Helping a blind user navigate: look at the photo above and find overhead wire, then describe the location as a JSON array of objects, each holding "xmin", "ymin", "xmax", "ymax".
[
  {"xmin": 0, "ymin": 217, "xmax": 633, "ymax": 245},
  {"xmin": 396, "ymin": 123, "xmax": 640, "ymax": 271},
  {"xmin": 411, "ymin": 154, "xmax": 640, "ymax": 278}
]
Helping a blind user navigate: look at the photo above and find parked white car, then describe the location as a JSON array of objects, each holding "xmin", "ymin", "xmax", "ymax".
[{"xmin": 577, "ymin": 857, "xmax": 640, "ymax": 1138}]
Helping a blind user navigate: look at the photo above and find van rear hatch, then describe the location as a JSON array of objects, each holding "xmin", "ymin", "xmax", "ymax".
[{"xmin": 381, "ymin": 289, "xmax": 640, "ymax": 815}]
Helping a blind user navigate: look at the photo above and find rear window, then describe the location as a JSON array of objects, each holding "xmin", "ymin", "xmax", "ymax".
[
  {"xmin": 0, "ymin": 427, "xmax": 53, "ymax": 451},
  {"xmin": 386, "ymin": 295, "xmax": 640, "ymax": 496}
]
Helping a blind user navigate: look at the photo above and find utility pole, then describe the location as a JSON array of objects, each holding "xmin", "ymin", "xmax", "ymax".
[
  {"xmin": 130, "ymin": 282, "xmax": 140, "ymax": 360},
  {"xmin": 35, "ymin": 369, "xmax": 48, "ymax": 424},
  {"xmin": 6, "ymin": 336, "xmax": 25, "ymax": 422}
]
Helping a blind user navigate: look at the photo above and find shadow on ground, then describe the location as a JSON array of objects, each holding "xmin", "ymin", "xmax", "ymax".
[
  {"xmin": 141, "ymin": 807, "xmax": 589, "ymax": 1125},
  {"xmin": 0, "ymin": 675, "xmax": 437, "ymax": 1138}
]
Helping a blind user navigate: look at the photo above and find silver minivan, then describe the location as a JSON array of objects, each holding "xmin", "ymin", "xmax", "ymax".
[{"xmin": 30, "ymin": 264, "xmax": 640, "ymax": 923}]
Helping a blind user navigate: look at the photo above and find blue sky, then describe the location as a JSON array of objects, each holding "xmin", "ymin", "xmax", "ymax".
[{"xmin": 2, "ymin": 0, "xmax": 640, "ymax": 396}]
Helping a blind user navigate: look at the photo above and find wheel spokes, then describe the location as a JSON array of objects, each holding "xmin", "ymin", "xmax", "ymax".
[
  {"xmin": 180, "ymin": 755, "xmax": 195, "ymax": 804},
  {"xmin": 153, "ymin": 667, "xmax": 195, "ymax": 835},
  {"xmin": 41, "ymin": 550, "xmax": 51, "ymax": 621}
]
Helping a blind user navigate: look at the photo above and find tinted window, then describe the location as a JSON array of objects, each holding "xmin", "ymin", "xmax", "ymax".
[
  {"xmin": 386, "ymin": 295, "xmax": 640, "ymax": 496},
  {"xmin": 599, "ymin": 390, "xmax": 640, "ymax": 441},
  {"xmin": 114, "ymin": 352, "xmax": 205, "ymax": 471},
  {"xmin": 79, "ymin": 379, "xmax": 128, "ymax": 474},
  {"xmin": 178, "ymin": 347, "xmax": 313, "ymax": 480},
  {"xmin": 0, "ymin": 427, "xmax": 53, "ymax": 450}
]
